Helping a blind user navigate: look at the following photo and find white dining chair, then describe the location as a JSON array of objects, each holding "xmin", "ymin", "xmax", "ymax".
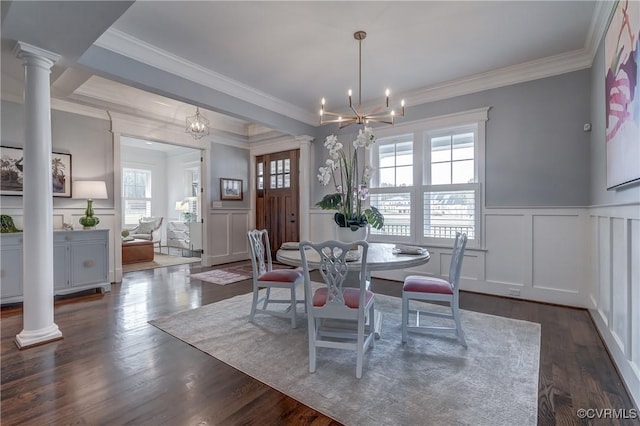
[
  {"xmin": 401, "ymin": 232, "xmax": 468, "ymax": 347},
  {"xmin": 247, "ymin": 229, "xmax": 305, "ymax": 328},
  {"xmin": 299, "ymin": 240, "xmax": 375, "ymax": 379}
]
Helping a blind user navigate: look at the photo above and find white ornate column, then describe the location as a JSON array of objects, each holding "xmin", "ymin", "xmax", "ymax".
[
  {"xmin": 295, "ymin": 135, "xmax": 313, "ymax": 241},
  {"xmin": 14, "ymin": 41, "xmax": 62, "ymax": 349}
]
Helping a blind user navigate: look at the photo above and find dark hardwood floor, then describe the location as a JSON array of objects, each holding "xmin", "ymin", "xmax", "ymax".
[{"xmin": 1, "ymin": 263, "xmax": 637, "ymax": 425}]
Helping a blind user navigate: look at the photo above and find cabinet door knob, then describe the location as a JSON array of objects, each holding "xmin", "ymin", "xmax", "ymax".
[
  {"xmin": 83, "ymin": 260, "xmax": 94, "ymax": 268},
  {"xmin": 65, "ymin": 235, "xmax": 73, "ymax": 241}
]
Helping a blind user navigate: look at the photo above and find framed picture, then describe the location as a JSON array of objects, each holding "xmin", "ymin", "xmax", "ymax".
[
  {"xmin": 604, "ymin": 0, "xmax": 640, "ymax": 189},
  {"xmin": 0, "ymin": 146, "xmax": 72, "ymax": 197},
  {"xmin": 220, "ymin": 178, "xmax": 243, "ymax": 200}
]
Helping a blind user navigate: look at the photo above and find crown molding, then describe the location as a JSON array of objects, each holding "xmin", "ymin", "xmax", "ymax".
[
  {"xmin": 585, "ymin": 1, "xmax": 616, "ymax": 62},
  {"xmin": 94, "ymin": 28, "xmax": 318, "ymax": 126},
  {"xmin": 404, "ymin": 48, "xmax": 592, "ymax": 108}
]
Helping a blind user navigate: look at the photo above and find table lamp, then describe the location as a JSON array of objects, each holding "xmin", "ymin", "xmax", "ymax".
[{"xmin": 73, "ymin": 181, "xmax": 108, "ymax": 229}]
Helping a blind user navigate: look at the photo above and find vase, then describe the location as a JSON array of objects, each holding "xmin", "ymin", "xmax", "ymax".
[{"xmin": 335, "ymin": 225, "xmax": 369, "ymax": 244}]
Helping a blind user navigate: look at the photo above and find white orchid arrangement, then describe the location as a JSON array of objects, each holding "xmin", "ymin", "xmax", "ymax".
[{"xmin": 316, "ymin": 127, "xmax": 384, "ymax": 230}]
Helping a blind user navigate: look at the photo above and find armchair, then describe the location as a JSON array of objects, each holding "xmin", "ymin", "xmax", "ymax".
[{"xmin": 129, "ymin": 217, "xmax": 163, "ymax": 250}]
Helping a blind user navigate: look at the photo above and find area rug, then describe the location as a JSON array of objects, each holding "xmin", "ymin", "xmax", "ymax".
[
  {"xmin": 189, "ymin": 269, "xmax": 251, "ymax": 285},
  {"xmin": 150, "ymin": 289, "xmax": 540, "ymax": 425},
  {"xmin": 123, "ymin": 253, "xmax": 201, "ymax": 273},
  {"xmin": 222, "ymin": 262, "xmax": 292, "ymax": 277}
]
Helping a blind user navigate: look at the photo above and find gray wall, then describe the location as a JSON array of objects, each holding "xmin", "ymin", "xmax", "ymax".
[
  {"xmin": 311, "ymin": 69, "xmax": 593, "ymax": 208},
  {"xmin": 1, "ymin": 100, "xmax": 113, "ymax": 209},
  {"xmin": 210, "ymin": 143, "xmax": 250, "ymax": 209},
  {"xmin": 589, "ymin": 37, "xmax": 640, "ymax": 205}
]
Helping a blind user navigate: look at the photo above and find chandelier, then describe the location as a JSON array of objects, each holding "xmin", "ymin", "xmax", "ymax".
[
  {"xmin": 320, "ymin": 31, "xmax": 405, "ymax": 129},
  {"xmin": 185, "ymin": 107, "xmax": 210, "ymax": 139}
]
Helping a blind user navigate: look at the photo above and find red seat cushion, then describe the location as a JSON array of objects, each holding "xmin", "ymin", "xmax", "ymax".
[
  {"xmin": 258, "ymin": 269, "xmax": 303, "ymax": 283},
  {"xmin": 403, "ymin": 275, "xmax": 453, "ymax": 294},
  {"xmin": 312, "ymin": 287, "xmax": 373, "ymax": 308}
]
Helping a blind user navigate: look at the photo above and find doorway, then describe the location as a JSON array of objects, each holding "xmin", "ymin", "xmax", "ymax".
[
  {"xmin": 120, "ymin": 136, "xmax": 203, "ymax": 272},
  {"xmin": 255, "ymin": 149, "xmax": 300, "ymax": 255}
]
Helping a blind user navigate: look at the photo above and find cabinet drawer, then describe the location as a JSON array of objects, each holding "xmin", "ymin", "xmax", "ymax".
[{"xmin": 54, "ymin": 230, "xmax": 108, "ymax": 244}]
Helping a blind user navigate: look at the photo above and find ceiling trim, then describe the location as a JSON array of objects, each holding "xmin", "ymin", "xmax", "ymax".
[
  {"xmin": 404, "ymin": 48, "xmax": 592, "ymax": 107},
  {"xmin": 584, "ymin": 0, "xmax": 616, "ymax": 62},
  {"xmin": 94, "ymin": 28, "xmax": 318, "ymax": 126}
]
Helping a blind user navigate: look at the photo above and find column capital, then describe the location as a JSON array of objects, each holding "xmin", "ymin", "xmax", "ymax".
[
  {"xmin": 294, "ymin": 135, "xmax": 314, "ymax": 145},
  {"xmin": 14, "ymin": 41, "xmax": 60, "ymax": 69}
]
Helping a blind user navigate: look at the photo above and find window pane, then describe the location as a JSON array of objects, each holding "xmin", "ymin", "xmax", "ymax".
[
  {"xmin": 277, "ymin": 160, "xmax": 283, "ymax": 173},
  {"xmin": 431, "ymin": 163, "xmax": 451, "ymax": 185},
  {"xmin": 396, "ymin": 165, "xmax": 413, "ymax": 186},
  {"xmin": 369, "ymin": 193, "xmax": 411, "ymax": 237},
  {"xmin": 257, "ymin": 163, "xmax": 263, "ymax": 176},
  {"xmin": 257, "ymin": 176, "xmax": 263, "ymax": 190},
  {"xmin": 452, "ymin": 133, "xmax": 474, "ymax": 161},
  {"xmin": 284, "ymin": 159, "xmax": 290, "ymax": 173},
  {"xmin": 431, "ymin": 136, "xmax": 451, "ymax": 163},
  {"xmin": 379, "ymin": 168, "xmax": 396, "ymax": 187},
  {"xmin": 423, "ymin": 190, "xmax": 475, "ymax": 239},
  {"xmin": 270, "ymin": 175, "xmax": 276, "ymax": 189},
  {"xmin": 277, "ymin": 174, "xmax": 283, "ymax": 188},
  {"xmin": 270, "ymin": 161, "xmax": 276, "ymax": 174},
  {"xmin": 452, "ymin": 160, "xmax": 474, "ymax": 184},
  {"xmin": 396, "ymin": 142, "xmax": 413, "ymax": 166},
  {"xmin": 379, "ymin": 146, "xmax": 396, "ymax": 167},
  {"xmin": 284, "ymin": 174, "xmax": 290, "ymax": 188}
]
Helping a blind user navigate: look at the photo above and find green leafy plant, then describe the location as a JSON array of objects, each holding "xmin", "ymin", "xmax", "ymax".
[{"xmin": 315, "ymin": 127, "xmax": 384, "ymax": 230}]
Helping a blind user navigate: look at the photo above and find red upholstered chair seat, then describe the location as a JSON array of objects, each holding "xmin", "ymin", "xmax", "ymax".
[
  {"xmin": 312, "ymin": 287, "xmax": 374, "ymax": 308},
  {"xmin": 403, "ymin": 275, "xmax": 453, "ymax": 295},
  {"xmin": 259, "ymin": 269, "xmax": 303, "ymax": 283}
]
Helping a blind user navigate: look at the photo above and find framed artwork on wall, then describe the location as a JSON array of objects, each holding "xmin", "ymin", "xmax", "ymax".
[
  {"xmin": 220, "ymin": 178, "xmax": 243, "ymax": 200},
  {"xmin": 0, "ymin": 146, "xmax": 72, "ymax": 197},
  {"xmin": 604, "ymin": 0, "xmax": 640, "ymax": 189}
]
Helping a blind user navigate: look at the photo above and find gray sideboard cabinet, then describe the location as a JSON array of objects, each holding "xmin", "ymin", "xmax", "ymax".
[{"xmin": 1, "ymin": 229, "xmax": 110, "ymax": 304}]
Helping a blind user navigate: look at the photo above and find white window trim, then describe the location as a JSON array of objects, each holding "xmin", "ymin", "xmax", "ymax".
[{"xmin": 367, "ymin": 107, "xmax": 489, "ymax": 248}]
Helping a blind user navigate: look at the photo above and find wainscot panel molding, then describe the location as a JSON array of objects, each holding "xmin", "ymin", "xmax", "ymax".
[
  {"xmin": 206, "ymin": 209, "xmax": 250, "ymax": 266},
  {"xmin": 588, "ymin": 203, "xmax": 640, "ymax": 408},
  {"xmin": 312, "ymin": 207, "xmax": 590, "ymax": 307}
]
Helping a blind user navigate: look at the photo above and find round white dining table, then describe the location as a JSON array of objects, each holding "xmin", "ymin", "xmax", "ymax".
[
  {"xmin": 276, "ymin": 242, "xmax": 430, "ymax": 271},
  {"xmin": 276, "ymin": 242, "xmax": 430, "ymax": 338}
]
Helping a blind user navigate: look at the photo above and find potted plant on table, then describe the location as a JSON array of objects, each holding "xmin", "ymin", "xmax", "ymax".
[{"xmin": 315, "ymin": 126, "xmax": 384, "ymax": 241}]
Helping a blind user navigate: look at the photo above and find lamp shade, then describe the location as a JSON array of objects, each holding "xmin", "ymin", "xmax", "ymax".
[{"xmin": 72, "ymin": 181, "xmax": 108, "ymax": 200}]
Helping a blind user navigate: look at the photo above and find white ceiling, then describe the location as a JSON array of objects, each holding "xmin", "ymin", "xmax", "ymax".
[{"xmin": 1, "ymin": 1, "xmax": 608, "ymax": 139}]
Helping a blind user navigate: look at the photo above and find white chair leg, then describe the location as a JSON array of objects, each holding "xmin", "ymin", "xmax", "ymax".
[
  {"xmin": 356, "ymin": 317, "xmax": 365, "ymax": 379},
  {"xmin": 369, "ymin": 304, "xmax": 376, "ymax": 348},
  {"xmin": 308, "ymin": 317, "xmax": 317, "ymax": 373},
  {"xmin": 453, "ymin": 298, "xmax": 467, "ymax": 348},
  {"xmin": 249, "ymin": 287, "xmax": 259, "ymax": 322},
  {"xmin": 290, "ymin": 286, "xmax": 297, "ymax": 329},
  {"xmin": 401, "ymin": 294, "xmax": 409, "ymax": 343},
  {"xmin": 262, "ymin": 287, "xmax": 271, "ymax": 310}
]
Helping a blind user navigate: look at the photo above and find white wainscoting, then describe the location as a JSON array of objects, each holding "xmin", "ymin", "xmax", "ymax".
[
  {"xmin": 588, "ymin": 204, "xmax": 640, "ymax": 407},
  {"xmin": 205, "ymin": 209, "xmax": 251, "ymax": 266},
  {"xmin": 311, "ymin": 207, "xmax": 589, "ymax": 306}
]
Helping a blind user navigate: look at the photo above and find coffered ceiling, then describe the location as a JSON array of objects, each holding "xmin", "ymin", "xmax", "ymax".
[{"xmin": 1, "ymin": 1, "xmax": 612, "ymax": 140}]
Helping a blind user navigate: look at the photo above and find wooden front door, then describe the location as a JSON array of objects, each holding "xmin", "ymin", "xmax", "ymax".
[{"xmin": 255, "ymin": 149, "xmax": 300, "ymax": 255}]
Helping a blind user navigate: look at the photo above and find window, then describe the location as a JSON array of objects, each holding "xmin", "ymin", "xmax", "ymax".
[
  {"xmin": 423, "ymin": 126, "xmax": 479, "ymax": 241},
  {"xmin": 370, "ymin": 134, "xmax": 413, "ymax": 238},
  {"xmin": 369, "ymin": 109, "xmax": 487, "ymax": 246},
  {"xmin": 269, "ymin": 158, "xmax": 291, "ymax": 189},
  {"xmin": 122, "ymin": 168, "xmax": 151, "ymax": 226}
]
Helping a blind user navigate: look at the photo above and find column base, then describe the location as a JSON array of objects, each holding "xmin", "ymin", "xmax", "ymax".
[{"xmin": 15, "ymin": 324, "xmax": 63, "ymax": 349}]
